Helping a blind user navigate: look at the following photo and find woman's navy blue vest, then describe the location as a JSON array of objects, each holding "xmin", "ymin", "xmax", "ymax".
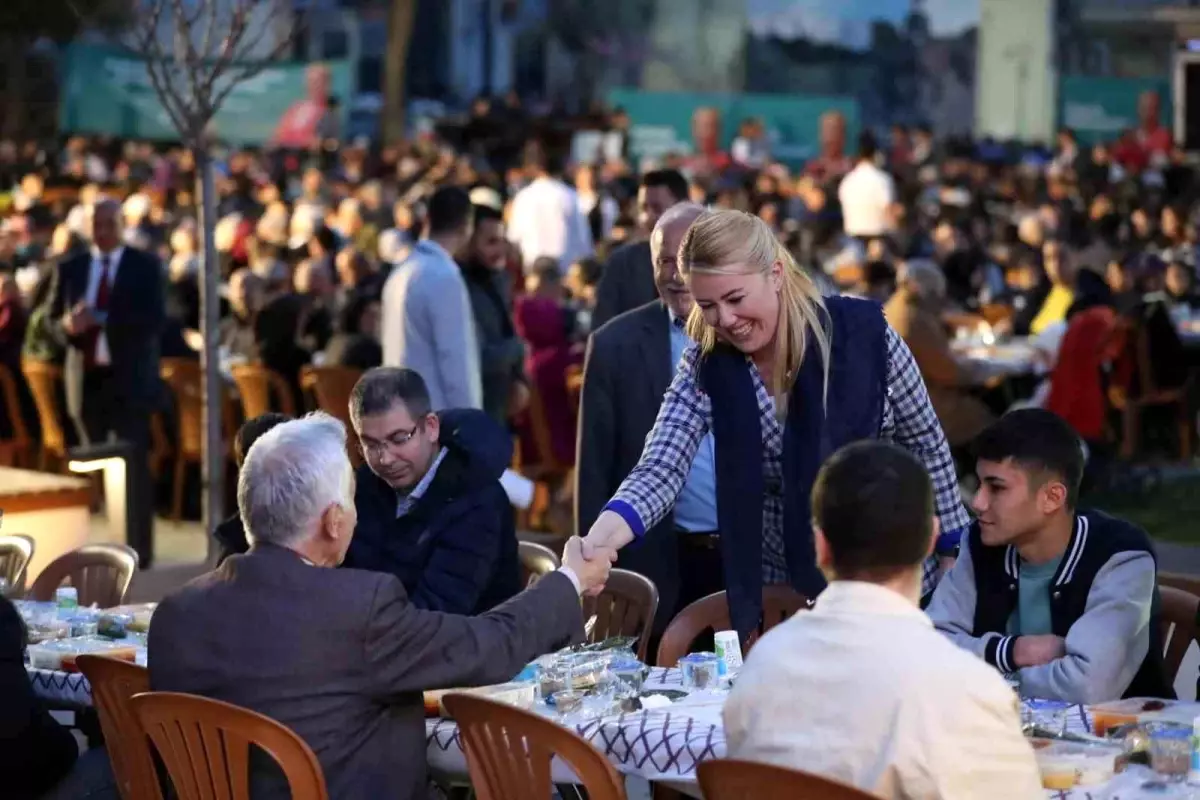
[{"xmin": 700, "ymin": 295, "xmax": 889, "ymax": 638}]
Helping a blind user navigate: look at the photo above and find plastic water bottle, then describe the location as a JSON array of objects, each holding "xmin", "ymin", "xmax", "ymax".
[
  {"xmin": 1188, "ymin": 716, "xmax": 1200, "ymax": 786},
  {"xmin": 56, "ymin": 586, "xmax": 78, "ymax": 619}
]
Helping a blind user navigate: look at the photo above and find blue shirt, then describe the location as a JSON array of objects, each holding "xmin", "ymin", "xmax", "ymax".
[{"xmin": 669, "ymin": 314, "xmax": 720, "ymax": 533}]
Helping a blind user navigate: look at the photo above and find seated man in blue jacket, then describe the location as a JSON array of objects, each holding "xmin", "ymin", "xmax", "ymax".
[
  {"xmin": 927, "ymin": 409, "xmax": 1172, "ymax": 704},
  {"xmin": 344, "ymin": 366, "xmax": 520, "ymax": 614}
]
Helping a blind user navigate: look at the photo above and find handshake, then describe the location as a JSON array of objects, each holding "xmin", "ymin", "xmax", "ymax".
[{"xmin": 561, "ymin": 536, "xmax": 620, "ymax": 596}]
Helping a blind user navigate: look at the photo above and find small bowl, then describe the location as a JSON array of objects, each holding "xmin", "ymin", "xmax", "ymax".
[{"xmin": 551, "ymin": 690, "xmax": 585, "ymax": 715}]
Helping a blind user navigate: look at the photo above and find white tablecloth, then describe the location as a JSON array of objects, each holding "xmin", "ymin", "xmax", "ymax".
[{"xmin": 27, "ymin": 661, "xmax": 1180, "ymax": 798}]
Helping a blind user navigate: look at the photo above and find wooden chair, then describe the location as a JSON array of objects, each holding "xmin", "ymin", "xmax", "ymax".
[
  {"xmin": 75, "ymin": 656, "xmax": 163, "ymax": 800},
  {"xmin": 1160, "ymin": 585, "xmax": 1200, "ymax": 687},
  {"xmin": 21, "ymin": 358, "xmax": 69, "ymax": 471},
  {"xmin": 582, "ymin": 568, "xmax": 659, "ymax": 661},
  {"xmin": 565, "ymin": 363, "xmax": 583, "ymax": 416},
  {"xmin": 300, "ymin": 365, "xmax": 363, "ymax": 467},
  {"xmin": 443, "ymin": 693, "xmax": 626, "ymax": 800},
  {"xmin": 512, "ymin": 381, "xmax": 574, "ymax": 535},
  {"xmin": 1109, "ymin": 324, "xmax": 1193, "ymax": 461},
  {"xmin": 656, "ymin": 586, "xmax": 809, "ymax": 668},
  {"xmin": 0, "ymin": 533, "xmax": 35, "ymax": 595},
  {"xmin": 160, "ymin": 358, "xmax": 237, "ymax": 522},
  {"xmin": 0, "ymin": 362, "xmax": 33, "ymax": 467},
  {"xmin": 231, "ymin": 363, "xmax": 296, "ymax": 419},
  {"xmin": 698, "ymin": 759, "xmax": 875, "ymax": 800},
  {"xmin": 518, "ymin": 540, "xmax": 560, "ymax": 587},
  {"xmin": 130, "ymin": 692, "xmax": 328, "ymax": 800},
  {"xmin": 29, "ymin": 543, "xmax": 139, "ymax": 608}
]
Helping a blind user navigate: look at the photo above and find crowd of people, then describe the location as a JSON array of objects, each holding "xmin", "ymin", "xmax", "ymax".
[{"xmin": 2, "ymin": 86, "xmax": 1199, "ymax": 799}]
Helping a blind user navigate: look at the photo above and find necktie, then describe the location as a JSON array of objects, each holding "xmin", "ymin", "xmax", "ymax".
[{"xmin": 96, "ymin": 255, "xmax": 111, "ymax": 311}]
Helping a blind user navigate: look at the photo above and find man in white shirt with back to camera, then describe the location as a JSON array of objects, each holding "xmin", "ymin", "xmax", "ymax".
[
  {"xmin": 507, "ymin": 142, "xmax": 593, "ymax": 272},
  {"xmin": 724, "ymin": 440, "xmax": 1041, "ymax": 800},
  {"xmin": 838, "ymin": 131, "xmax": 895, "ymax": 242}
]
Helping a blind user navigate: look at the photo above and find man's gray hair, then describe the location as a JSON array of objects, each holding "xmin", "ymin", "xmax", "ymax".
[
  {"xmin": 898, "ymin": 259, "xmax": 947, "ymax": 301},
  {"xmin": 238, "ymin": 412, "xmax": 353, "ymax": 548},
  {"xmin": 650, "ymin": 202, "xmax": 707, "ymax": 262}
]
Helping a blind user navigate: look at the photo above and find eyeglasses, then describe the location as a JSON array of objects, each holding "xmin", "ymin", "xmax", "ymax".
[{"xmin": 359, "ymin": 424, "xmax": 421, "ymax": 457}]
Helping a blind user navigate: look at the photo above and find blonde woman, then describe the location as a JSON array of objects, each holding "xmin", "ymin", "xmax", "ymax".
[{"xmin": 582, "ymin": 210, "xmax": 969, "ymax": 637}]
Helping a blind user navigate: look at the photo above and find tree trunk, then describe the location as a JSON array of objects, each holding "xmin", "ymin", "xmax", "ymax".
[
  {"xmin": 382, "ymin": 0, "xmax": 418, "ymax": 144},
  {"xmin": 194, "ymin": 149, "xmax": 225, "ymax": 564}
]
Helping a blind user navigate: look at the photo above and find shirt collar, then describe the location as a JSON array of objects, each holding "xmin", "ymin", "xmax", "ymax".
[
  {"xmin": 92, "ymin": 245, "xmax": 124, "ymax": 266},
  {"xmin": 396, "ymin": 447, "xmax": 448, "ymax": 516},
  {"xmin": 416, "ymin": 239, "xmax": 453, "ymax": 262},
  {"xmin": 811, "ymin": 580, "xmax": 931, "ymax": 626}
]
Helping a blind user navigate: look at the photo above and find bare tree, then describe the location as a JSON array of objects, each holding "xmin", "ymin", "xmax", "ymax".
[
  {"xmin": 382, "ymin": 0, "xmax": 418, "ymax": 143},
  {"xmin": 120, "ymin": 0, "xmax": 298, "ymax": 559}
]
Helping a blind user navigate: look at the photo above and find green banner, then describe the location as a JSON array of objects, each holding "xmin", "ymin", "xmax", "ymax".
[
  {"xmin": 59, "ymin": 43, "xmax": 354, "ymax": 146},
  {"xmin": 607, "ymin": 88, "xmax": 860, "ymax": 166},
  {"xmin": 1059, "ymin": 75, "xmax": 1172, "ymax": 146}
]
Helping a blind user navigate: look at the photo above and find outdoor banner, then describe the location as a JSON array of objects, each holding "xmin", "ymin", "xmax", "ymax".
[
  {"xmin": 59, "ymin": 43, "xmax": 353, "ymax": 146},
  {"xmin": 1059, "ymin": 75, "xmax": 1172, "ymax": 146},
  {"xmin": 607, "ymin": 88, "xmax": 860, "ymax": 167}
]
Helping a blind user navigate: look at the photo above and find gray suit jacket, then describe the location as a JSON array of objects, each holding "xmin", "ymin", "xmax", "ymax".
[
  {"xmin": 575, "ymin": 300, "xmax": 680, "ymax": 633},
  {"xmin": 591, "ymin": 240, "xmax": 656, "ymax": 331},
  {"xmin": 148, "ymin": 543, "xmax": 583, "ymax": 800}
]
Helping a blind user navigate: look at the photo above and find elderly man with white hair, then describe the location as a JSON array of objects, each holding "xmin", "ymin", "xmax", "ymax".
[
  {"xmin": 149, "ymin": 412, "xmax": 613, "ymax": 800},
  {"xmin": 577, "ymin": 202, "xmax": 720, "ymax": 646},
  {"xmin": 883, "ymin": 260, "xmax": 995, "ymax": 448}
]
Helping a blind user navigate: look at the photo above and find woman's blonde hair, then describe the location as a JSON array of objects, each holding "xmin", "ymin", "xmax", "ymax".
[{"xmin": 678, "ymin": 209, "xmax": 830, "ymax": 403}]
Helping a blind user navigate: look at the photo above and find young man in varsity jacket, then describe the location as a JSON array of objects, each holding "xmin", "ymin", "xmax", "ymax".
[{"xmin": 926, "ymin": 409, "xmax": 1173, "ymax": 704}]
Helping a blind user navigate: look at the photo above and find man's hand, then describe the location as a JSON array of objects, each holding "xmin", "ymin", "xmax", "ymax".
[
  {"xmin": 580, "ymin": 510, "xmax": 636, "ymax": 561},
  {"xmin": 1013, "ymin": 634, "xmax": 1067, "ymax": 669},
  {"xmin": 63, "ymin": 303, "xmax": 97, "ymax": 336},
  {"xmin": 562, "ymin": 535, "xmax": 614, "ymax": 596}
]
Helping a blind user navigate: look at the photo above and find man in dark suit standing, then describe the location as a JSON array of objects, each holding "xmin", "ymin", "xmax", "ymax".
[
  {"xmin": 590, "ymin": 169, "xmax": 689, "ymax": 329},
  {"xmin": 577, "ymin": 202, "xmax": 720, "ymax": 644},
  {"xmin": 34, "ymin": 198, "xmax": 164, "ymax": 564},
  {"xmin": 150, "ymin": 413, "xmax": 615, "ymax": 800}
]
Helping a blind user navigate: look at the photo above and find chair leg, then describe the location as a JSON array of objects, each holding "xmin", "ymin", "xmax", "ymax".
[
  {"xmin": 1179, "ymin": 402, "xmax": 1193, "ymax": 461},
  {"xmin": 172, "ymin": 458, "xmax": 186, "ymax": 524}
]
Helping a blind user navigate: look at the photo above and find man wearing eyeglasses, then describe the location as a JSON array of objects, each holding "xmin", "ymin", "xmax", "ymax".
[{"xmin": 344, "ymin": 367, "xmax": 522, "ymax": 614}]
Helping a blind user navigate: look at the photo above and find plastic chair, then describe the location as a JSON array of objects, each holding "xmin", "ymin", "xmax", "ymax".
[
  {"xmin": 698, "ymin": 759, "xmax": 875, "ymax": 799},
  {"xmin": 582, "ymin": 568, "xmax": 659, "ymax": 661},
  {"xmin": 300, "ymin": 365, "xmax": 363, "ymax": 466},
  {"xmin": 75, "ymin": 656, "xmax": 163, "ymax": 800},
  {"xmin": 0, "ymin": 362, "xmax": 34, "ymax": 467},
  {"xmin": 0, "ymin": 533, "xmax": 34, "ymax": 595},
  {"xmin": 130, "ymin": 691, "xmax": 328, "ymax": 800},
  {"xmin": 656, "ymin": 586, "xmax": 809, "ymax": 668},
  {"xmin": 29, "ymin": 543, "xmax": 139, "ymax": 608},
  {"xmin": 231, "ymin": 363, "xmax": 297, "ymax": 419},
  {"xmin": 21, "ymin": 358, "xmax": 69, "ymax": 471},
  {"xmin": 1160, "ymin": 585, "xmax": 1200, "ymax": 686},
  {"xmin": 518, "ymin": 540, "xmax": 560, "ymax": 587},
  {"xmin": 443, "ymin": 693, "xmax": 626, "ymax": 800}
]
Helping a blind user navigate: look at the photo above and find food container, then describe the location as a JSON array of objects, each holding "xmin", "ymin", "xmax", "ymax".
[
  {"xmin": 679, "ymin": 652, "xmax": 721, "ymax": 691},
  {"xmin": 1090, "ymin": 698, "xmax": 1200, "ymax": 736},
  {"xmin": 55, "ymin": 586, "xmax": 78, "ymax": 618},
  {"xmin": 97, "ymin": 613, "xmax": 132, "ymax": 639},
  {"xmin": 1148, "ymin": 724, "xmax": 1192, "ymax": 781},
  {"xmin": 67, "ymin": 614, "xmax": 100, "ymax": 638},
  {"xmin": 1032, "ymin": 739, "xmax": 1121, "ymax": 790},
  {"xmin": 714, "ymin": 631, "xmax": 743, "ymax": 677},
  {"xmin": 27, "ymin": 637, "xmax": 139, "ymax": 672},
  {"xmin": 610, "ymin": 659, "xmax": 649, "ymax": 694},
  {"xmin": 551, "ymin": 690, "xmax": 585, "ymax": 715}
]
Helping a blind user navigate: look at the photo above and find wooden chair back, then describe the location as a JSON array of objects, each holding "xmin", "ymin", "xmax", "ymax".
[
  {"xmin": 656, "ymin": 586, "xmax": 809, "ymax": 668},
  {"xmin": 0, "ymin": 533, "xmax": 35, "ymax": 595},
  {"xmin": 0, "ymin": 362, "xmax": 33, "ymax": 467},
  {"xmin": 231, "ymin": 363, "xmax": 296, "ymax": 419},
  {"xmin": 160, "ymin": 358, "xmax": 206, "ymax": 459},
  {"xmin": 518, "ymin": 540, "xmax": 560, "ymax": 587},
  {"xmin": 443, "ymin": 693, "xmax": 626, "ymax": 800},
  {"xmin": 582, "ymin": 568, "xmax": 659, "ymax": 661},
  {"xmin": 300, "ymin": 365, "xmax": 363, "ymax": 466},
  {"xmin": 698, "ymin": 759, "xmax": 875, "ymax": 800},
  {"xmin": 75, "ymin": 656, "xmax": 163, "ymax": 800},
  {"xmin": 523, "ymin": 380, "xmax": 568, "ymax": 477},
  {"xmin": 1160, "ymin": 585, "xmax": 1200, "ymax": 686},
  {"xmin": 21, "ymin": 358, "xmax": 68, "ymax": 468},
  {"xmin": 29, "ymin": 543, "xmax": 139, "ymax": 608},
  {"xmin": 130, "ymin": 691, "xmax": 328, "ymax": 800}
]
